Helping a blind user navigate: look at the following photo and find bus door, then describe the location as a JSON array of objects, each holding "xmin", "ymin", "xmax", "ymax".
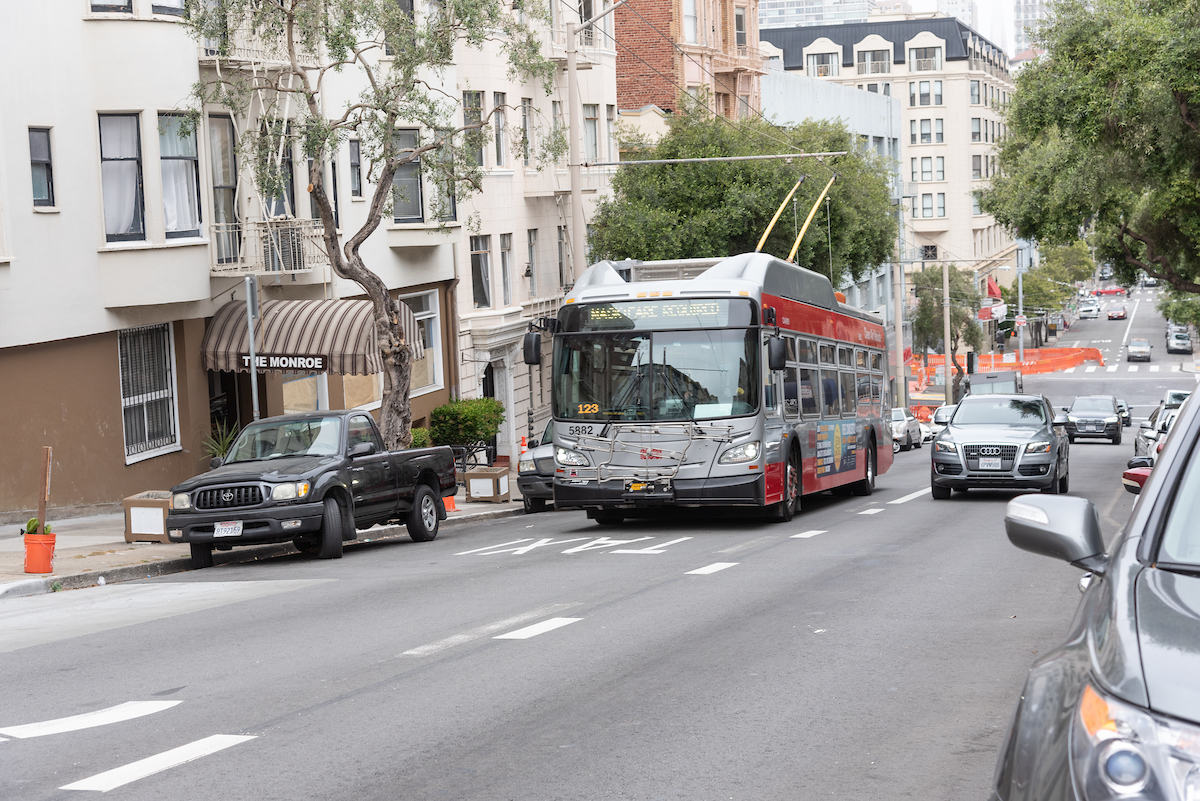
[{"xmin": 762, "ymin": 332, "xmax": 788, "ymax": 503}]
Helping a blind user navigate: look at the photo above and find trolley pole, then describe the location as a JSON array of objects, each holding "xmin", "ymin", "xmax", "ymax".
[{"xmin": 1017, "ymin": 252, "xmax": 1026, "ymax": 363}]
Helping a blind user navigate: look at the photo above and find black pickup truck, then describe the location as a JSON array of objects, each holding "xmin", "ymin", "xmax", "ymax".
[{"xmin": 167, "ymin": 410, "xmax": 457, "ymax": 569}]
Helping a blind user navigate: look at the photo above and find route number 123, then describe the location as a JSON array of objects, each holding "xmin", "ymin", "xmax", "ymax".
[{"xmin": 577, "ymin": 404, "xmax": 599, "ymax": 414}]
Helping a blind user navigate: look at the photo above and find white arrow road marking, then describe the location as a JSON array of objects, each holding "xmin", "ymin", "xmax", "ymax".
[
  {"xmin": 60, "ymin": 734, "xmax": 255, "ymax": 793},
  {"xmin": 686, "ymin": 562, "xmax": 738, "ymax": 575},
  {"xmin": 494, "ymin": 617, "xmax": 582, "ymax": 640},
  {"xmin": 790, "ymin": 530, "xmax": 827, "ymax": 539},
  {"xmin": 888, "ymin": 487, "xmax": 932, "ymax": 504},
  {"xmin": 0, "ymin": 702, "xmax": 181, "ymax": 740},
  {"xmin": 857, "ymin": 508, "xmax": 884, "ymax": 515},
  {"xmin": 401, "ymin": 604, "xmax": 581, "ymax": 656},
  {"xmin": 561, "ymin": 536, "xmax": 653, "ymax": 554},
  {"xmin": 612, "ymin": 537, "xmax": 693, "ymax": 554}
]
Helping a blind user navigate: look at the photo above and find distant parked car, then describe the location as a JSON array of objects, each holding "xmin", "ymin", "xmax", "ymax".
[
  {"xmin": 1107, "ymin": 304, "xmax": 1127, "ymax": 320},
  {"xmin": 1079, "ymin": 304, "xmax": 1100, "ymax": 319},
  {"xmin": 890, "ymin": 407, "xmax": 922, "ymax": 453},
  {"xmin": 1167, "ymin": 331, "xmax": 1193, "ymax": 354},
  {"xmin": 1126, "ymin": 338, "xmax": 1152, "ymax": 361},
  {"xmin": 1093, "ymin": 285, "xmax": 1127, "ymax": 296},
  {"xmin": 1116, "ymin": 399, "xmax": 1132, "ymax": 428},
  {"xmin": 1135, "ymin": 407, "xmax": 1181, "ymax": 463},
  {"xmin": 929, "ymin": 404, "xmax": 957, "ymax": 438},
  {"xmin": 517, "ymin": 421, "xmax": 555, "ymax": 514}
]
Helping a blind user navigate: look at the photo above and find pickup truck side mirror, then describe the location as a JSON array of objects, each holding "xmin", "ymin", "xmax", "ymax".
[
  {"xmin": 523, "ymin": 331, "xmax": 542, "ymax": 365},
  {"xmin": 348, "ymin": 441, "xmax": 376, "ymax": 458},
  {"xmin": 210, "ymin": 456, "xmax": 223, "ymax": 469}
]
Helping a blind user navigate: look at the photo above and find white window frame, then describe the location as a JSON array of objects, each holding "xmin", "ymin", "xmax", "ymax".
[
  {"xmin": 118, "ymin": 322, "xmax": 182, "ymax": 465},
  {"xmin": 351, "ymin": 288, "xmax": 445, "ymax": 409}
]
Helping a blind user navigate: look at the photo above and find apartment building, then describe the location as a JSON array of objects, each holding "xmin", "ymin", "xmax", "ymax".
[
  {"xmin": 937, "ymin": 0, "xmax": 977, "ymax": 29},
  {"xmin": 760, "ymin": 0, "xmax": 877, "ymax": 30},
  {"xmin": 760, "ymin": 16, "xmax": 1017, "ymax": 290},
  {"xmin": 1013, "ymin": 1, "xmax": 1048, "ymax": 55},
  {"xmin": 0, "ymin": 2, "xmax": 461, "ymax": 518},
  {"xmin": 451, "ymin": 3, "xmax": 619, "ymax": 464},
  {"xmin": 616, "ymin": 0, "xmax": 765, "ymax": 132}
]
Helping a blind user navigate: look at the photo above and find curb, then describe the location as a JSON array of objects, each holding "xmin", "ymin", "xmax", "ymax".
[{"xmin": 0, "ymin": 506, "xmax": 525, "ymax": 600}]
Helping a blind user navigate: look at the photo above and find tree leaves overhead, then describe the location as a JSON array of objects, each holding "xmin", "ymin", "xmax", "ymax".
[
  {"xmin": 982, "ymin": 0, "xmax": 1200, "ymax": 308},
  {"xmin": 588, "ymin": 110, "xmax": 897, "ymax": 286}
]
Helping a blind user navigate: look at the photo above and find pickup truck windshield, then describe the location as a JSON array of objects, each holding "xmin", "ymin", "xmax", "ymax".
[{"xmin": 226, "ymin": 417, "xmax": 343, "ymax": 462}]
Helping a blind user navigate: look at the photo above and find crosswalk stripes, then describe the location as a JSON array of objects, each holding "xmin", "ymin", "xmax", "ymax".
[{"xmin": 1150, "ymin": 365, "xmax": 1160, "ymax": 372}]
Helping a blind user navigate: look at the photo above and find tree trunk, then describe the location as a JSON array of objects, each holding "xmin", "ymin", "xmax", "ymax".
[{"xmin": 950, "ymin": 348, "xmax": 964, "ymax": 403}]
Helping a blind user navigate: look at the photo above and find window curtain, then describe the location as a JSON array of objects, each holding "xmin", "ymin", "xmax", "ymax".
[
  {"xmin": 159, "ymin": 116, "xmax": 200, "ymax": 235},
  {"xmin": 100, "ymin": 116, "xmax": 143, "ymax": 238}
]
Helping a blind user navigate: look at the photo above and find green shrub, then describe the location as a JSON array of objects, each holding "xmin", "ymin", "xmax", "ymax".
[
  {"xmin": 430, "ymin": 398, "xmax": 505, "ymax": 445},
  {"xmin": 409, "ymin": 427, "xmax": 432, "ymax": 449},
  {"xmin": 25, "ymin": 518, "xmax": 51, "ymax": 535}
]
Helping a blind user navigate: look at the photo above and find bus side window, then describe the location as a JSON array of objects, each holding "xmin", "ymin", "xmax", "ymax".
[
  {"xmin": 785, "ymin": 336, "xmax": 797, "ymax": 362},
  {"xmin": 799, "ymin": 369, "xmax": 819, "ymax": 416},
  {"xmin": 819, "ymin": 343, "xmax": 836, "ymax": 365},
  {"xmin": 820, "ymin": 369, "xmax": 839, "ymax": 417},
  {"xmin": 783, "ymin": 366, "xmax": 799, "ymax": 418},
  {"xmin": 857, "ymin": 373, "xmax": 872, "ymax": 413},
  {"xmin": 855, "ymin": 349, "xmax": 868, "ymax": 370},
  {"xmin": 838, "ymin": 347, "xmax": 854, "ymax": 367},
  {"xmin": 797, "ymin": 339, "xmax": 817, "ymax": 364},
  {"xmin": 840, "ymin": 372, "xmax": 857, "ymax": 417},
  {"xmin": 871, "ymin": 351, "xmax": 884, "ymax": 372}
]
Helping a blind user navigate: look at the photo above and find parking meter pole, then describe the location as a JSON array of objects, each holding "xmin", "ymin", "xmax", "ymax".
[{"xmin": 943, "ymin": 261, "xmax": 953, "ymax": 407}]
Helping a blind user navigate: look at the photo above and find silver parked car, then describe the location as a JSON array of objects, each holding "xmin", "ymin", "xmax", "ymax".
[
  {"xmin": 930, "ymin": 394, "xmax": 1070, "ymax": 498},
  {"xmin": 890, "ymin": 407, "xmax": 922, "ymax": 453}
]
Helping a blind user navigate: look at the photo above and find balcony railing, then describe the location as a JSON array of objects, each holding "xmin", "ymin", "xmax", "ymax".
[
  {"xmin": 857, "ymin": 60, "xmax": 891, "ymax": 74},
  {"xmin": 910, "ymin": 58, "xmax": 941, "ymax": 71},
  {"xmin": 209, "ymin": 218, "xmax": 328, "ymax": 275},
  {"xmin": 199, "ymin": 19, "xmax": 319, "ymax": 69},
  {"xmin": 713, "ymin": 45, "xmax": 768, "ymax": 74},
  {"xmin": 807, "ymin": 63, "xmax": 838, "ymax": 78}
]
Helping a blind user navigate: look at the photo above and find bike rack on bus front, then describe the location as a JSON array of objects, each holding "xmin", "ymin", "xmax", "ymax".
[{"xmin": 570, "ymin": 422, "xmax": 736, "ymax": 485}]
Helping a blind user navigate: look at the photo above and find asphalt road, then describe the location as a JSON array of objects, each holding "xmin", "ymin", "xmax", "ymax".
[{"xmin": 1, "ymin": 292, "xmax": 1193, "ymax": 801}]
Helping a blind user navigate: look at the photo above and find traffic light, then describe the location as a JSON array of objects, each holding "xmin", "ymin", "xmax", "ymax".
[{"xmin": 967, "ymin": 351, "xmax": 977, "ymax": 374}]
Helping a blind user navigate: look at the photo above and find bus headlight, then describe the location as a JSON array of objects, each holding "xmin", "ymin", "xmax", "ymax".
[
  {"xmin": 719, "ymin": 441, "xmax": 760, "ymax": 464},
  {"xmin": 556, "ymin": 447, "xmax": 588, "ymax": 467}
]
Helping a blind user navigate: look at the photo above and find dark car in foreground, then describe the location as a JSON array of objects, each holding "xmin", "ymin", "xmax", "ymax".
[
  {"xmin": 167, "ymin": 411, "xmax": 456, "ymax": 568},
  {"xmin": 989, "ymin": 379, "xmax": 1200, "ymax": 801},
  {"xmin": 931, "ymin": 394, "xmax": 1070, "ymax": 498},
  {"xmin": 1064, "ymin": 395, "xmax": 1122, "ymax": 445}
]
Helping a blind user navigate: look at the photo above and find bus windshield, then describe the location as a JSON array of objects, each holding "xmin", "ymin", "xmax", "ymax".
[{"xmin": 553, "ymin": 329, "xmax": 759, "ymax": 421}]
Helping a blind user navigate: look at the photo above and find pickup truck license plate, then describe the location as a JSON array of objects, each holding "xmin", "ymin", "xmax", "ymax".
[
  {"xmin": 979, "ymin": 457, "xmax": 1002, "ymax": 470},
  {"xmin": 214, "ymin": 520, "xmax": 243, "ymax": 538}
]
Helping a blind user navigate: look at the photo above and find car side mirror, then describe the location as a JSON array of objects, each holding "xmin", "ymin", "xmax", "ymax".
[
  {"xmin": 348, "ymin": 441, "xmax": 376, "ymax": 458},
  {"xmin": 1127, "ymin": 456, "xmax": 1153, "ymax": 469},
  {"xmin": 1061, "ymin": 407, "xmax": 1070, "ymax": 413},
  {"xmin": 1140, "ymin": 421, "xmax": 1154, "ymax": 430},
  {"xmin": 210, "ymin": 456, "xmax": 223, "ymax": 469},
  {"xmin": 1053, "ymin": 413, "xmax": 1069, "ymax": 426},
  {"xmin": 1122, "ymin": 467, "xmax": 1152, "ymax": 495},
  {"xmin": 528, "ymin": 439, "xmax": 540, "ymax": 449},
  {"xmin": 523, "ymin": 331, "xmax": 542, "ymax": 365},
  {"xmin": 1005, "ymin": 495, "xmax": 1108, "ymax": 574},
  {"xmin": 767, "ymin": 337, "xmax": 787, "ymax": 372}
]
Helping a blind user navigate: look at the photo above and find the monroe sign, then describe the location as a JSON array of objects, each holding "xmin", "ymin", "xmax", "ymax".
[{"xmin": 239, "ymin": 353, "xmax": 328, "ymax": 372}]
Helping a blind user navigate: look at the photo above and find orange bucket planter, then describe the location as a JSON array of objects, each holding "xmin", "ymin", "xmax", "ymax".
[{"xmin": 24, "ymin": 530, "xmax": 55, "ymax": 574}]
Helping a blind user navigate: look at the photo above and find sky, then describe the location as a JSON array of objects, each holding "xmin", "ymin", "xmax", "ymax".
[{"xmin": 910, "ymin": 0, "xmax": 1015, "ymax": 54}]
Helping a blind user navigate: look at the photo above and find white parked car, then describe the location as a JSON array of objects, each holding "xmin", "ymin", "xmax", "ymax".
[{"xmin": 890, "ymin": 407, "xmax": 923, "ymax": 453}]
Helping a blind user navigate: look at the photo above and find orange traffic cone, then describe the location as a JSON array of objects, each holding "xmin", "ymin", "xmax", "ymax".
[{"xmin": 444, "ymin": 493, "xmax": 457, "ymax": 513}]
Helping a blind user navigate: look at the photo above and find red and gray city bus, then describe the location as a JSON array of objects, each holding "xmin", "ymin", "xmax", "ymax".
[{"xmin": 522, "ymin": 251, "xmax": 894, "ymax": 524}]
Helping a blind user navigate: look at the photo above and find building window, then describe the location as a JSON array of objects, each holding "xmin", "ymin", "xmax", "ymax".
[
  {"xmin": 551, "ymin": 100, "xmax": 563, "ymax": 163},
  {"xmin": 921, "ymin": 193, "xmax": 933, "ymax": 218},
  {"xmin": 910, "ymin": 157, "xmax": 918, "ymax": 182},
  {"xmin": 910, "ymin": 120, "xmax": 916, "ymax": 144},
  {"xmin": 935, "ymin": 156, "xmax": 944, "ymax": 180},
  {"xmin": 29, "ymin": 128, "xmax": 54, "ymax": 207},
  {"xmin": 683, "ymin": 0, "xmax": 698, "ymax": 43},
  {"xmin": 921, "ymin": 157, "xmax": 932, "ymax": 181},
  {"xmin": 263, "ymin": 122, "xmax": 295, "ymax": 217},
  {"xmin": 527, "ymin": 228, "xmax": 538, "ymax": 295},
  {"xmin": 494, "ymin": 92, "xmax": 507, "ymax": 167},
  {"xmin": 499, "ymin": 233, "xmax": 513, "ymax": 306},
  {"xmin": 972, "ymin": 154, "xmax": 982, "ymax": 179},
  {"xmin": 883, "ymin": 83, "xmax": 890, "ymax": 96},
  {"xmin": 344, "ymin": 290, "xmax": 443, "ymax": 407},
  {"xmin": 933, "ymin": 81, "xmax": 942, "ymax": 104},
  {"xmin": 435, "ymin": 130, "xmax": 456, "ymax": 222},
  {"xmin": 970, "ymin": 80, "xmax": 980, "ymax": 104},
  {"xmin": 349, "ymin": 140, "xmax": 362, "ymax": 197},
  {"xmin": 990, "ymin": 155, "xmax": 996, "ymax": 177},
  {"xmin": 971, "ymin": 118, "xmax": 981, "ymax": 142},
  {"xmin": 937, "ymin": 193, "xmax": 945, "ymax": 217},
  {"xmin": 973, "ymin": 193, "xmax": 982, "ymax": 215},
  {"xmin": 919, "ymin": 80, "xmax": 930, "ymax": 105},
  {"xmin": 208, "ymin": 116, "xmax": 238, "ymax": 263},
  {"xmin": 909, "ymin": 81, "xmax": 916, "ymax": 107},
  {"xmin": 158, "ymin": 114, "xmax": 201, "ymax": 239},
  {"xmin": 118, "ymin": 323, "xmax": 179, "ymax": 462},
  {"xmin": 92, "ymin": 1, "xmax": 131, "ymax": 11},
  {"xmin": 857, "ymin": 49, "xmax": 889, "ymax": 74},
  {"xmin": 935, "ymin": 119, "xmax": 944, "ymax": 143},
  {"xmin": 99, "ymin": 113, "xmax": 145, "ymax": 242},
  {"xmin": 521, "ymin": 98, "xmax": 534, "ymax": 166},
  {"xmin": 738, "ymin": 95, "xmax": 751, "ymax": 120},
  {"xmin": 583, "ymin": 104, "xmax": 599, "ymax": 163},
  {"xmin": 806, "ymin": 52, "xmax": 839, "ymax": 78},
  {"xmin": 734, "ymin": 6, "xmax": 746, "ymax": 47},
  {"xmin": 152, "ymin": 0, "xmax": 185, "ymax": 14},
  {"xmin": 606, "ymin": 104, "xmax": 616, "ymax": 161},
  {"xmin": 909, "ymin": 47, "xmax": 941, "ymax": 71},
  {"xmin": 464, "ymin": 91, "xmax": 484, "ymax": 166},
  {"xmin": 307, "ymin": 158, "xmax": 338, "ymax": 227},
  {"xmin": 920, "ymin": 119, "xmax": 931, "ymax": 144},
  {"xmin": 867, "ymin": 83, "xmax": 877, "ymax": 93},
  {"xmin": 470, "ymin": 234, "xmax": 491, "ymax": 308},
  {"xmin": 392, "ymin": 130, "xmax": 423, "ymax": 223}
]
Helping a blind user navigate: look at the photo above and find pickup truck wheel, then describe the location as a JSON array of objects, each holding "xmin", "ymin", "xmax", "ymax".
[
  {"xmin": 318, "ymin": 498, "xmax": 344, "ymax": 559},
  {"xmin": 292, "ymin": 535, "xmax": 319, "ymax": 556},
  {"xmin": 190, "ymin": 543, "xmax": 214, "ymax": 569},
  {"xmin": 407, "ymin": 485, "xmax": 440, "ymax": 542}
]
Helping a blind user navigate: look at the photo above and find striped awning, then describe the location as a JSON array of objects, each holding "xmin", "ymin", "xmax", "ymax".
[{"xmin": 202, "ymin": 299, "xmax": 424, "ymax": 376}]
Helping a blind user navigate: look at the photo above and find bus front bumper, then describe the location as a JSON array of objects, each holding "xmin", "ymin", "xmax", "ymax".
[{"xmin": 554, "ymin": 474, "xmax": 764, "ymax": 509}]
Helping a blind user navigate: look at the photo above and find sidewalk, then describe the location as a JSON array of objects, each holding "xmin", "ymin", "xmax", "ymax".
[{"xmin": 0, "ymin": 484, "xmax": 529, "ymax": 600}]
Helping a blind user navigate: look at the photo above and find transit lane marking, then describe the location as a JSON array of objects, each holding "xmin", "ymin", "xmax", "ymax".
[
  {"xmin": 857, "ymin": 508, "xmax": 884, "ymax": 515},
  {"xmin": 60, "ymin": 734, "xmax": 256, "ymax": 792},
  {"xmin": 686, "ymin": 562, "xmax": 738, "ymax": 575},
  {"xmin": 455, "ymin": 539, "xmax": 534, "ymax": 555},
  {"xmin": 0, "ymin": 701, "xmax": 181, "ymax": 740},
  {"xmin": 613, "ymin": 537, "xmax": 693, "ymax": 554},
  {"xmin": 494, "ymin": 617, "xmax": 582, "ymax": 640},
  {"xmin": 888, "ymin": 487, "xmax": 932, "ymax": 504},
  {"xmin": 402, "ymin": 603, "xmax": 581, "ymax": 656},
  {"xmin": 790, "ymin": 530, "xmax": 827, "ymax": 539}
]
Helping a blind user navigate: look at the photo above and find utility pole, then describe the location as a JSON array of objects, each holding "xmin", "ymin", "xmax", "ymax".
[
  {"xmin": 244, "ymin": 274, "xmax": 260, "ymax": 421},
  {"xmin": 1017, "ymin": 248, "xmax": 1026, "ymax": 363},
  {"xmin": 566, "ymin": 1, "xmax": 624, "ymax": 283},
  {"xmin": 942, "ymin": 261, "xmax": 953, "ymax": 406}
]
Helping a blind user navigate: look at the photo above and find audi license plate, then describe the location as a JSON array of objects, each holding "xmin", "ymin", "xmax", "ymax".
[
  {"xmin": 213, "ymin": 520, "xmax": 243, "ymax": 538},
  {"xmin": 979, "ymin": 457, "xmax": 1003, "ymax": 471}
]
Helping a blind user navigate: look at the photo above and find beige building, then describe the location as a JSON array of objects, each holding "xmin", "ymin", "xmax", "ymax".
[{"xmin": 761, "ymin": 15, "xmax": 1016, "ymax": 291}]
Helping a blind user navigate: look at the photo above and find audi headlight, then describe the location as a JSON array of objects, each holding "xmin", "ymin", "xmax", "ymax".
[
  {"xmin": 718, "ymin": 441, "xmax": 761, "ymax": 465},
  {"xmin": 556, "ymin": 447, "xmax": 588, "ymax": 467},
  {"xmin": 272, "ymin": 482, "xmax": 311, "ymax": 501},
  {"xmin": 1105, "ymin": 416, "xmax": 1119, "ymax": 424},
  {"xmin": 1071, "ymin": 682, "xmax": 1200, "ymax": 800},
  {"xmin": 1026, "ymin": 441, "xmax": 1052, "ymax": 454},
  {"xmin": 1068, "ymin": 415, "xmax": 1080, "ymax": 423},
  {"xmin": 518, "ymin": 458, "xmax": 535, "ymax": 473},
  {"xmin": 171, "ymin": 493, "xmax": 191, "ymax": 510},
  {"xmin": 934, "ymin": 439, "xmax": 957, "ymax": 453}
]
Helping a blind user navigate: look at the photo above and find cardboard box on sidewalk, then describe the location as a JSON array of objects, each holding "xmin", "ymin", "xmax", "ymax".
[
  {"xmin": 123, "ymin": 491, "xmax": 172, "ymax": 543},
  {"xmin": 465, "ymin": 466, "xmax": 510, "ymax": 503}
]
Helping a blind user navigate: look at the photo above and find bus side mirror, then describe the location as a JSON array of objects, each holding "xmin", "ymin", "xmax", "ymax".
[
  {"xmin": 523, "ymin": 331, "xmax": 542, "ymax": 365},
  {"xmin": 768, "ymin": 337, "xmax": 787, "ymax": 372}
]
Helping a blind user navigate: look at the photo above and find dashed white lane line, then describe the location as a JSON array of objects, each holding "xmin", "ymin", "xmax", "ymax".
[
  {"xmin": 1065, "ymin": 367, "xmax": 1076, "ymax": 373},
  {"xmin": 791, "ymin": 529, "xmax": 827, "ymax": 539},
  {"xmin": 685, "ymin": 562, "xmax": 738, "ymax": 575},
  {"xmin": 857, "ymin": 508, "xmax": 885, "ymax": 515},
  {"xmin": 60, "ymin": 734, "xmax": 256, "ymax": 792},
  {"xmin": 1107, "ymin": 365, "xmax": 1118, "ymax": 372},
  {"xmin": 494, "ymin": 617, "xmax": 582, "ymax": 640},
  {"xmin": 402, "ymin": 604, "xmax": 580, "ymax": 656},
  {"xmin": 1150, "ymin": 365, "xmax": 1160, "ymax": 372},
  {"xmin": 888, "ymin": 487, "xmax": 933, "ymax": 505},
  {"xmin": 613, "ymin": 537, "xmax": 693, "ymax": 554},
  {"xmin": 1129, "ymin": 366, "xmax": 1139, "ymax": 372},
  {"xmin": 0, "ymin": 702, "xmax": 181, "ymax": 740},
  {"xmin": 1086, "ymin": 366, "xmax": 1097, "ymax": 373}
]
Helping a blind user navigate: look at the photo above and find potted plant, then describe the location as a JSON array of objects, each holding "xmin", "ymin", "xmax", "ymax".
[{"xmin": 24, "ymin": 517, "xmax": 55, "ymax": 574}]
